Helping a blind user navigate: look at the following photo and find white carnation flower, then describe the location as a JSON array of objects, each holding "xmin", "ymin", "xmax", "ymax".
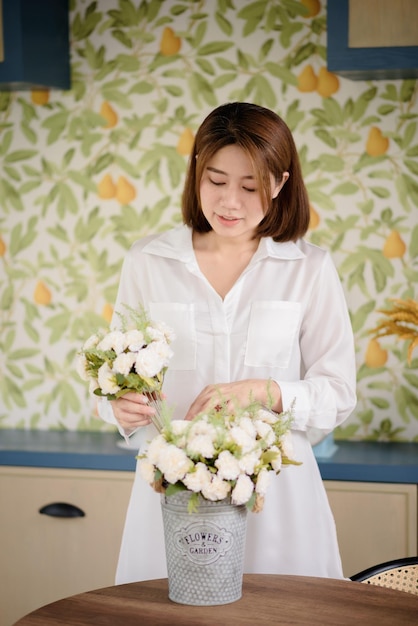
[
  {"xmin": 152, "ymin": 321, "xmax": 176, "ymax": 343},
  {"xmin": 254, "ymin": 420, "xmax": 275, "ymax": 446},
  {"xmin": 76, "ymin": 353, "xmax": 90, "ymax": 381},
  {"xmin": 201, "ymin": 475, "xmax": 231, "ymax": 501},
  {"xmin": 158, "ymin": 445, "xmax": 193, "ymax": 484},
  {"xmin": 256, "ymin": 407, "xmax": 278, "ymax": 425},
  {"xmin": 280, "ymin": 432, "xmax": 295, "ymax": 459},
  {"xmin": 138, "ymin": 458, "xmax": 156, "ymax": 484},
  {"xmin": 97, "ymin": 362, "xmax": 120, "ymax": 395},
  {"xmin": 187, "ymin": 434, "xmax": 215, "ymax": 459},
  {"xmin": 269, "ymin": 445, "xmax": 282, "ymax": 471},
  {"xmin": 135, "ymin": 343, "xmax": 165, "ymax": 378},
  {"xmin": 231, "ymin": 474, "xmax": 254, "ymax": 505},
  {"xmin": 188, "ymin": 418, "xmax": 217, "ymax": 439},
  {"xmin": 237, "ymin": 416, "xmax": 257, "ymax": 439},
  {"xmin": 183, "ymin": 462, "xmax": 212, "ymax": 492},
  {"xmin": 255, "ymin": 468, "xmax": 271, "ymax": 496},
  {"xmin": 238, "ymin": 451, "xmax": 260, "ymax": 475},
  {"xmin": 230, "ymin": 426, "xmax": 256, "ymax": 454},
  {"xmin": 146, "ymin": 434, "xmax": 169, "ymax": 465},
  {"xmin": 170, "ymin": 420, "xmax": 189, "ymax": 435},
  {"xmin": 97, "ymin": 330, "xmax": 125, "ymax": 354},
  {"xmin": 124, "ymin": 329, "xmax": 145, "ymax": 352},
  {"xmin": 215, "ymin": 450, "xmax": 241, "ymax": 480},
  {"xmin": 83, "ymin": 333, "xmax": 101, "ymax": 350},
  {"xmin": 88, "ymin": 378, "xmax": 100, "ymax": 394},
  {"xmin": 113, "ymin": 352, "xmax": 136, "ymax": 376},
  {"xmin": 149, "ymin": 339, "xmax": 173, "ymax": 367},
  {"xmin": 145, "ymin": 325, "xmax": 165, "ymax": 342}
]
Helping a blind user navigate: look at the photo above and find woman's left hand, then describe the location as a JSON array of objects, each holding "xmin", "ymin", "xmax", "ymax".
[{"xmin": 184, "ymin": 378, "xmax": 282, "ymax": 421}]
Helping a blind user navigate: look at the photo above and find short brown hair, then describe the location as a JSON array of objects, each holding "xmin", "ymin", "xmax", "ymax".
[{"xmin": 182, "ymin": 102, "xmax": 310, "ymax": 242}]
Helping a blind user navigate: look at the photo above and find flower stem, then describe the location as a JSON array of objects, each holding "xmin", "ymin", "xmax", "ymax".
[{"xmin": 146, "ymin": 394, "xmax": 165, "ymax": 432}]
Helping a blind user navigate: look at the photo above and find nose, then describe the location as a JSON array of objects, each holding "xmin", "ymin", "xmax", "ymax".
[{"xmin": 221, "ymin": 184, "xmax": 242, "ymax": 210}]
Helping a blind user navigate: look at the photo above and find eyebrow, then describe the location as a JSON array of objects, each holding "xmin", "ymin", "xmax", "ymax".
[{"xmin": 206, "ymin": 166, "xmax": 255, "ymax": 180}]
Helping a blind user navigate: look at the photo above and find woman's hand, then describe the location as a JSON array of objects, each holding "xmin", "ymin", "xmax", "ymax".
[
  {"xmin": 184, "ymin": 379, "xmax": 282, "ymax": 421},
  {"xmin": 110, "ymin": 392, "xmax": 156, "ymax": 434}
]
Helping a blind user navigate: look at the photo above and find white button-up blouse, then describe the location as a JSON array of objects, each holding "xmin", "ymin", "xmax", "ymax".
[{"xmin": 100, "ymin": 224, "xmax": 357, "ymax": 582}]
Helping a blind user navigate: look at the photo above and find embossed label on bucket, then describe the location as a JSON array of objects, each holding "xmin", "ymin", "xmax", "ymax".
[{"xmin": 174, "ymin": 520, "xmax": 234, "ymax": 564}]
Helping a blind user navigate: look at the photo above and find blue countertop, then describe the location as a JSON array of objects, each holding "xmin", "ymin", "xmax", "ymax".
[{"xmin": 0, "ymin": 429, "xmax": 417, "ymax": 484}]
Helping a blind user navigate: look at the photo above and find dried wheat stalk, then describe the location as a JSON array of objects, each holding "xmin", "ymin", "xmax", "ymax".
[{"xmin": 371, "ymin": 298, "xmax": 418, "ymax": 364}]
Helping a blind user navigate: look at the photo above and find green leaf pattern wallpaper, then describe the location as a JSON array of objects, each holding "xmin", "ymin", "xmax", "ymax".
[{"xmin": 0, "ymin": 0, "xmax": 417, "ymax": 441}]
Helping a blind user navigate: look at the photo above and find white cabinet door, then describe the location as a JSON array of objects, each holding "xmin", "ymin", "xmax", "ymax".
[
  {"xmin": 0, "ymin": 467, "xmax": 134, "ymax": 626},
  {"xmin": 325, "ymin": 480, "xmax": 417, "ymax": 577}
]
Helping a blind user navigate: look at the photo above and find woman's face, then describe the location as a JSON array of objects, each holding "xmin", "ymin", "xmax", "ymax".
[{"xmin": 199, "ymin": 144, "xmax": 287, "ymax": 240}]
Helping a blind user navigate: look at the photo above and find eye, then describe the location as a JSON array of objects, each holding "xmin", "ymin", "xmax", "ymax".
[
  {"xmin": 243, "ymin": 186, "xmax": 256, "ymax": 193},
  {"xmin": 209, "ymin": 178, "xmax": 225, "ymax": 186}
]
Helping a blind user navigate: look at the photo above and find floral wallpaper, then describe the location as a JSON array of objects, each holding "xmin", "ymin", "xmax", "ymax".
[{"xmin": 0, "ymin": 0, "xmax": 417, "ymax": 441}]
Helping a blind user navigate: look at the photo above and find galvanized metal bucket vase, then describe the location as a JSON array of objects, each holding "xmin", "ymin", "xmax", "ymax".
[{"xmin": 161, "ymin": 491, "xmax": 248, "ymax": 605}]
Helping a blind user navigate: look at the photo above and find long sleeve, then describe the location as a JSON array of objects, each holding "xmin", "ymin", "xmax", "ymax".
[{"xmin": 277, "ymin": 251, "xmax": 356, "ymax": 432}]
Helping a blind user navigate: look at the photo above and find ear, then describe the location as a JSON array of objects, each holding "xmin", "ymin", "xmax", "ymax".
[{"xmin": 272, "ymin": 172, "xmax": 289, "ymax": 199}]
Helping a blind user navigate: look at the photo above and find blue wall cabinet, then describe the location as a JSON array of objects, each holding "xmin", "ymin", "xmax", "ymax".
[
  {"xmin": 327, "ymin": 0, "xmax": 418, "ymax": 80},
  {"xmin": 0, "ymin": 0, "xmax": 70, "ymax": 89}
]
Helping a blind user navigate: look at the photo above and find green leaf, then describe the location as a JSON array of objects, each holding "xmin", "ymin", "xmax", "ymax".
[
  {"xmin": 21, "ymin": 121, "xmax": 37, "ymax": 144},
  {"xmin": 195, "ymin": 58, "xmax": 215, "ymax": 76},
  {"xmin": 318, "ymin": 154, "xmax": 344, "ymax": 171},
  {"xmin": 409, "ymin": 225, "xmax": 418, "ymax": 258},
  {"xmin": 334, "ymin": 423, "xmax": 360, "ymax": 440},
  {"xmin": 9, "ymin": 349, "xmax": 39, "ymax": 360},
  {"xmin": 0, "ymin": 129, "xmax": 13, "ymax": 155},
  {"xmin": 405, "ymin": 159, "xmax": 418, "ymax": 176},
  {"xmin": 1, "ymin": 376, "xmax": 26, "ymax": 408},
  {"xmin": 400, "ymin": 80, "xmax": 416, "ymax": 102},
  {"xmin": 404, "ymin": 371, "xmax": 418, "ymax": 389},
  {"xmin": 350, "ymin": 300, "xmax": 376, "ymax": 333},
  {"xmin": 115, "ymin": 53, "xmax": 140, "ymax": 72},
  {"xmin": 57, "ymin": 182, "xmax": 79, "ymax": 217},
  {"xmin": 5, "ymin": 150, "xmax": 37, "ymax": 163},
  {"xmin": 237, "ymin": 0, "xmax": 268, "ymax": 19},
  {"xmin": 45, "ymin": 312, "xmax": 73, "ymax": 343},
  {"xmin": 265, "ymin": 63, "xmax": 297, "ymax": 86},
  {"xmin": 67, "ymin": 170, "xmax": 98, "ymax": 193},
  {"xmin": 212, "ymin": 73, "xmax": 237, "ymax": 88},
  {"xmin": 377, "ymin": 104, "xmax": 395, "ymax": 115},
  {"xmin": 0, "ymin": 284, "xmax": 13, "ymax": 310},
  {"xmin": 293, "ymin": 42, "xmax": 316, "ymax": 65},
  {"xmin": 9, "ymin": 217, "xmax": 38, "ymax": 255},
  {"xmin": 357, "ymin": 409, "xmax": 374, "ymax": 425},
  {"xmin": 325, "ymin": 97, "xmax": 345, "ymax": 123},
  {"xmin": 42, "ymin": 111, "xmax": 70, "ymax": 144},
  {"xmin": 129, "ymin": 81, "xmax": 154, "ymax": 94},
  {"xmin": 59, "ymin": 380, "xmax": 82, "ymax": 415},
  {"xmin": 197, "ymin": 42, "xmax": 234, "ymax": 55},
  {"xmin": 372, "ymin": 262, "xmax": 388, "ymax": 293},
  {"xmin": 314, "ymin": 129, "xmax": 337, "ymax": 148},
  {"xmin": 332, "ymin": 181, "xmax": 358, "ymax": 195},
  {"xmin": 370, "ymin": 397, "xmax": 390, "ymax": 409},
  {"xmin": 370, "ymin": 186, "xmax": 390, "ymax": 198}
]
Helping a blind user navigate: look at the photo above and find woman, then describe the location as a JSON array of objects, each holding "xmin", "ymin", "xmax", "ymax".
[{"xmin": 99, "ymin": 102, "xmax": 357, "ymax": 583}]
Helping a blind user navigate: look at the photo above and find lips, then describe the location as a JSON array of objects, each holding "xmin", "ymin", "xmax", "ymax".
[{"xmin": 217, "ymin": 214, "xmax": 241, "ymax": 224}]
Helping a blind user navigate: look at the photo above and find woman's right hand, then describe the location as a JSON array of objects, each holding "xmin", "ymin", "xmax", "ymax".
[{"xmin": 110, "ymin": 392, "xmax": 156, "ymax": 435}]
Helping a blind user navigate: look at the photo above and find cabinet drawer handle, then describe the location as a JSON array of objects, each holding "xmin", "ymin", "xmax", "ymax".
[{"xmin": 39, "ymin": 502, "xmax": 86, "ymax": 518}]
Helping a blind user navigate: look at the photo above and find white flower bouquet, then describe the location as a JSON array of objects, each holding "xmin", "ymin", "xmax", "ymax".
[
  {"xmin": 76, "ymin": 305, "xmax": 175, "ymax": 430},
  {"xmin": 138, "ymin": 399, "xmax": 300, "ymax": 513}
]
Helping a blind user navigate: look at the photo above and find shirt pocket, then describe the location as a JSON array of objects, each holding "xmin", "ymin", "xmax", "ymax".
[
  {"xmin": 149, "ymin": 302, "xmax": 196, "ymax": 370},
  {"xmin": 245, "ymin": 301, "xmax": 301, "ymax": 368}
]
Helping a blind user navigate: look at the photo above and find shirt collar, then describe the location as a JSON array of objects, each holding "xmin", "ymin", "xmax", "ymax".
[
  {"xmin": 142, "ymin": 225, "xmax": 306, "ymax": 262},
  {"xmin": 142, "ymin": 225, "xmax": 194, "ymax": 261},
  {"xmin": 260, "ymin": 237, "xmax": 306, "ymax": 260}
]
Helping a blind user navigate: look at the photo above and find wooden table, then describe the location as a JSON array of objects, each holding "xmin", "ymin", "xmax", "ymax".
[{"xmin": 13, "ymin": 574, "xmax": 418, "ymax": 625}]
